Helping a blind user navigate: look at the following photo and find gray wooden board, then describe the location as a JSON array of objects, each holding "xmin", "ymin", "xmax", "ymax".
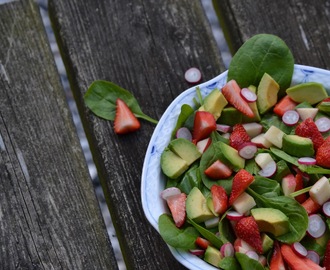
[
  {"xmin": 49, "ymin": 0, "xmax": 225, "ymax": 268},
  {"xmin": 213, "ymin": 0, "xmax": 330, "ymax": 69},
  {"xmin": 0, "ymin": 0, "xmax": 118, "ymax": 269}
]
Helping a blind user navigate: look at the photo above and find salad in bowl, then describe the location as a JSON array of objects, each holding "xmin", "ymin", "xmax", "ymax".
[{"xmin": 141, "ymin": 34, "xmax": 330, "ymax": 269}]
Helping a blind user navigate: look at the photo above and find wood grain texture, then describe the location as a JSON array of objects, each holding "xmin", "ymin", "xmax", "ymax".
[
  {"xmin": 213, "ymin": 0, "xmax": 330, "ymax": 69},
  {"xmin": 0, "ymin": 0, "xmax": 118, "ymax": 269},
  {"xmin": 49, "ymin": 0, "xmax": 225, "ymax": 268}
]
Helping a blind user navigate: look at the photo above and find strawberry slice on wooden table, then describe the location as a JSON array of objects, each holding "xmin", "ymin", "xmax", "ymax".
[
  {"xmin": 295, "ymin": 117, "xmax": 324, "ymax": 151},
  {"xmin": 114, "ymin": 98, "xmax": 141, "ymax": 134},
  {"xmin": 204, "ymin": 160, "xmax": 233, "ymax": 179},
  {"xmin": 235, "ymin": 216, "xmax": 263, "ymax": 254},
  {"xmin": 210, "ymin": 185, "xmax": 228, "ymax": 215},
  {"xmin": 166, "ymin": 193, "xmax": 187, "ymax": 228},
  {"xmin": 221, "ymin": 79, "xmax": 255, "ymax": 118},
  {"xmin": 229, "ymin": 124, "xmax": 251, "ymax": 150},
  {"xmin": 229, "ymin": 169, "xmax": 254, "ymax": 205},
  {"xmin": 192, "ymin": 111, "xmax": 216, "ymax": 142}
]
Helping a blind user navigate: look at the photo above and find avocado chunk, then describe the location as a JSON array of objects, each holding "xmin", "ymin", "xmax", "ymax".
[
  {"xmin": 286, "ymin": 82, "xmax": 328, "ymax": 105},
  {"xmin": 251, "ymin": 208, "xmax": 290, "ymax": 237},
  {"xmin": 186, "ymin": 187, "xmax": 214, "ymax": 223},
  {"xmin": 168, "ymin": 138, "xmax": 201, "ymax": 166},
  {"xmin": 200, "ymin": 89, "xmax": 228, "ymax": 120},
  {"xmin": 160, "ymin": 148, "xmax": 189, "ymax": 179},
  {"xmin": 282, "ymin": 134, "xmax": 314, "ymax": 157},
  {"xmin": 257, "ymin": 73, "xmax": 280, "ymax": 114},
  {"xmin": 204, "ymin": 246, "xmax": 223, "ymax": 267},
  {"xmin": 217, "ymin": 107, "xmax": 243, "ymax": 125},
  {"xmin": 215, "ymin": 141, "xmax": 245, "ymax": 171},
  {"xmin": 242, "ymin": 85, "xmax": 261, "ymax": 123},
  {"xmin": 261, "ymin": 233, "xmax": 274, "ymax": 253}
]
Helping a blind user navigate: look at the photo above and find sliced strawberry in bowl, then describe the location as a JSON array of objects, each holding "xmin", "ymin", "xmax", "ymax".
[
  {"xmin": 204, "ymin": 160, "xmax": 233, "ymax": 179},
  {"xmin": 114, "ymin": 98, "xmax": 141, "ymax": 134},
  {"xmin": 229, "ymin": 169, "xmax": 254, "ymax": 205},
  {"xmin": 295, "ymin": 118, "xmax": 324, "ymax": 151},
  {"xmin": 210, "ymin": 185, "xmax": 228, "ymax": 215},
  {"xmin": 166, "ymin": 193, "xmax": 187, "ymax": 228},
  {"xmin": 192, "ymin": 111, "xmax": 216, "ymax": 142},
  {"xmin": 229, "ymin": 124, "xmax": 251, "ymax": 150}
]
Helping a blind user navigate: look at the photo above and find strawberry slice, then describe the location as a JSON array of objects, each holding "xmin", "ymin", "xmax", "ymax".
[
  {"xmin": 210, "ymin": 185, "xmax": 228, "ymax": 215},
  {"xmin": 229, "ymin": 169, "xmax": 254, "ymax": 205},
  {"xmin": 273, "ymin": 95, "xmax": 298, "ymax": 117},
  {"xmin": 235, "ymin": 216, "xmax": 263, "ymax": 254},
  {"xmin": 204, "ymin": 160, "xmax": 233, "ymax": 179},
  {"xmin": 270, "ymin": 241, "xmax": 286, "ymax": 270},
  {"xmin": 222, "ymin": 80, "xmax": 254, "ymax": 118},
  {"xmin": 229, "ymin": 124, "xmax": 251, "ymax": 150},
  {"xmin": 195, "ymin": 236, "xmax": 211, "ymax": 249},
  {"xmin": 316, "ymin": 137, "xmax": 330, "ymax": 168},
  {"xmin": 295, "ymin": 118, "xmax": 324, "ymax": 151},
  {"xmin": 114, "ymin": 98, "xmax": 141, "ymax": 134},
  {"xmin": 294, "ymin": 174, "xmax": 307, "ymax": 204},
  {"xmin": 301, "ymin": 197, "xmax": 321, "ymax": 215},
  {"xmin": 323, "ymin": 240, "xmax": 330, "ymax": 269},
  {"xmin": 192, "ymin": 111, "xmax": 217, "ymax": 142},
  {"xmin": 166, "ymin": 193, "xmax": 187, "ymax": 228}
]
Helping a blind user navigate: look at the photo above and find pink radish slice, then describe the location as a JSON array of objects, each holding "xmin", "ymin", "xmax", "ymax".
[
  {"xmin": 298, "ymin": 157, "xmax": 317, "ymax": 165},
  {"xmin": 258, "ymin": 160, "xmax": 277, "ymax": 178},
  {"xmin": 282, "ymin": 110, "xmax": 299, "ymax": 126},
  {"xmin": 220, "ymin": 243, "xmax": 235, "ymax": 257},
  {"xmin": 160, "ymin": 187, "xmax": 181, "ymax": 200},
  {"xmin": 240, "ymin": 88, "xmax": 257, "ymax": 102},
  {"xmin": 292, "ymin": 242, "xmax": 308, "ymax": 257},
  {"xmin": 226, "ymin": 210, "xmax": 244, "ymax": 221},
  {"xmin": 245, "ymin": 250, "xmax": 259, "ymax": 261},
  {"xmin": 307, "ymin": 214, "xmax": 326, "ymax": 238},
  {"xmin": 189, "ymin": 249, "xmax": 205, "ymax": 256},
  {"xmin": 216, "ymin": 124, "xmax": 231, "ymax": 133},
  {"xmin": 176, "ymin": 127, "xmax": 192, "ymax": 141},
  {"xmin": 322, "ymin": 201, "xmax": 330, "ymax": 217},
  {"xmin": 238, "ymin": 142, "xmax": 258, "ymax": 159},
  {"xmin": 184, "ymin": 67, "xmax": 202, "ymax": 84},
  {"xmin": 315, "ymin": 117, "xmax": 330, "ymax": 132},
  {"xmin": 306, "ymin": 250, "xmax": 320, "ymax": 264}
]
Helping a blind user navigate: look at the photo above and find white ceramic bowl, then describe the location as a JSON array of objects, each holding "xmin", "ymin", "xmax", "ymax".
[{"xmin": 141, "ymin": 64, "xmax": 330, "ymax": 270}]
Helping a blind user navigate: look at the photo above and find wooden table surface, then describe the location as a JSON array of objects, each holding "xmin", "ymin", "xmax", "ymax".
[{"xmin": 1, "ymin": 0, "xmax": 330, "ymax": 269}]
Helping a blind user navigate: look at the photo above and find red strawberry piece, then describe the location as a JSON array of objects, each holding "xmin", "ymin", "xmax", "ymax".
[
  {"xmin": 192, "ymin": 111, "xmax": 217, "ymax": 142},
  {"xmin": 166, "ymin": 193, "xmax": 187, "ymax": 228},
  {"xmin": 273, "ymin": 95, "xmax": 298, "ymax": 117},
  {"xmin": 195, "ymin": 236, "xmax": 211, "ymax": 249},
  {"xmin": 222, "ymin": 80, "xmax": 255, "ymax": 118},
  {"xmin": 270, "ymin": 241, "xmax": 286, "ymax": 270},
  {"xmin": 205, "ymin": 160, "xmax": 233, "ymax": 179},
  {"xmin": 210, "ymin": 185, "xmax": 228, "ymax": 215},
  {"xmin": 281, "ymin": 244, "xmax": 323, "ymax": 270},
  {"xmin": 295, "ymin": 174, "xmax": 307, "ymax": 204},
  {"xmin": 316, "ymin": 137, "xmax": 330, "ymax": 168},
  {"xmin": 235, "ymin": 216, "xmax": 263, "ymax": 254},
  {"xmin": 295, "ymin": 118, "xmax": 324, "ymax": 151},
  {"xmin": 301, "ymin": 197, "xmax": 321, "ymax": 215},
  {"xmin": 323, "ymin": 240, "xmax": 330, "ymax": 269},
  {"xmin": 114, "ymin": 98, "xmax": 141, "ymax": 134},
  {"xmin": 229, "ymin": 169, "xmax": 254, "ymax": 205},
  {"xmin": 229, "ymin": 124, "xmax": 251, "ymax": 150}
]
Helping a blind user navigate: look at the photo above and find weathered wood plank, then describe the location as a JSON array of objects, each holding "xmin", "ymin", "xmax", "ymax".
[
  {"xmin": 213, "ymin": 0, "xmax": 330, "ymax": 69},
  {"xmin": 49, "ymin": 0, "xmax": 225, "ymax": 268},
  {"xmin": 0, "ymin": 0, "xmax": 118, "ymax": 269}
]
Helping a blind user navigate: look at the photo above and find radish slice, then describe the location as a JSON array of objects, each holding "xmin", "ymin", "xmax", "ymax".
[
  {"xmin": 240, "ymin": 88, "xmax": 257, "ymax": 102},
  {"xmin": 176, "ymin": 127, "xmax": 192, "ymax": 141},
  {"xmin": 226, "ymin": 210, "xmax": 244, "ymax": 221},
  {"xmin": 216, "ymin": 124, "xmax": 231, "ymax": 133},
  {"xmin": 204, "ymin": 216, "xmax": 220, "ymax": 229},
  {"xmin": 220, "ymin": 243, "xmax": 235, "ymax": 257},
  {"xmin": 160, "ymin": 187, "xmax": 181, "ymax": 200},
  {"xmin": 306, "ymin": 250, "xmax": 320, "ymax": 264},
  {"xmin": 322, "ymin": 201, "xmax": 330, "ymax": 217},
  {"xmin": 282, "ymin": 110, "xmax": 299, "ymax": 126},
  {"xmin": 189, "ymin": 249, "xmax": 205, "ymax": 256},
  {"xmin": 184, "ymin": 67, "xmax": 202, "ymax": 84},
  {"xmin": 245, "ymin": 250, "xmax": 259, "ymax": 261},
  {"xmin": 238, "ymin": 142, "xmax": 258, "ymax": 159},
  {"xmin": 315, "ymin": 117, "xmax": 330, "ymax": 133},
  {"xmin": 298, "ymin": 157, "xmax": 317, "ymax": 165},
  {"xmin": 292, "ymin": 242, "xmax": 307, "ymax": 257},
  {"xmin": 307, "ymin": 214, "xmax": 326, "ymax": 238},
  {"xmin": 258, "ymin": 160, "xmax": 277, "ymax": 178}
]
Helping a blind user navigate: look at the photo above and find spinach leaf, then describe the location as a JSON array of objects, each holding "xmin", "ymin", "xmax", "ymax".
[
  {"xmin": 158, "ymin": 214, "xmax": 199, "ymax": 250},
  {"xmin": 235, "ymin": 253, "xmax": 264, "ymax": 270},
  {"xmin": 84, "ymin": 80, "xmax": 158, "ymax": 123},
  {"xmin": 227, "ymin": 34, "xmax": 294, "ymax": 97},
  {"xmin": 178, "ymin": 165, "xmax": 202, "ymax": 194},
  {"xmin": 171, "ymin": 104, "xmax": 194, "ymax": 139},
  {"xmin": 260, "ymin": 113, "xmax": 294, "ymax": 134},
  {"xmin": 218, "ymin": 217, "xmax": 236, "ymax": 244},
  {"xmin": 249, "ymin": 176, "xmax": 281, "ymax": 196},
  {"xmin": 219, "ymin": 257, "xmax": 241, "ymax": 270},
  {"xmin": 247, "ymin": 188, "xmax": 308, "ymax": 243}
]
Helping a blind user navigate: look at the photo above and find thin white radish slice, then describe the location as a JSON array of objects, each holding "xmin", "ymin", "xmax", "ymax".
[
  {"xmin": 176, "ymin": 127, "xmax": 192, "ymax": 141},
  {"xmin": 292, "ymin": 242, "xmax": 308, "ymax": 257},
  {"xmin": 220, "ymin": 243, "xmax": 235, "ymax": 257},
  {"xmin": 315, "ymin": 117, "xmax": 330, "ymax": 133},
  {"xmin": 240, "ymin": 88, "xmax": 257, "ymax": 102},
  {"xmin": 306, "ymin": 250, "xmax": 320, "ymax": 264},
  {"xmin": 307, "ymin": 214, "xmax": 326, "ymax": 238},
  {"xmin": 282, "ymin": 110, "xmax": 299, "ymax": 126},
  {"xmin": 226, "ymin": 210, "xmax": 244, "ymax": 221},
  {"xmin": 238, "ymin": 142, "xmax": 258, "ymax": 159},
  {"xmin": 189, "ymin": 249, "xmax": 205, "ymax": 256},
  {"xmin": 322, "ymin": 201, "xmax": 330, "ymax": 217},
  {"xmin": 204, "ymin": 216, "xmax": 220, "ymax": 229},
  {"xmin": 160, "ymin": 187, "xmax": 181, "ymax": 200},
  {"xmin": 184, "ymin": 67, "xmax": 202, "ymax": 84},
  {"xmin": 245, "ymin": 250, "xmax": 259, "ymax": 261},
  {"xmin": 216, "ymin": 124, "xmax": 231, "ymax": 133},
  {"xmin": 298, "ymin": 157, "xmax": 317, "ymax": 165},
  {"xmin": 258, "ymin": 160, "xmax": 277, "ymax": 178}
]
